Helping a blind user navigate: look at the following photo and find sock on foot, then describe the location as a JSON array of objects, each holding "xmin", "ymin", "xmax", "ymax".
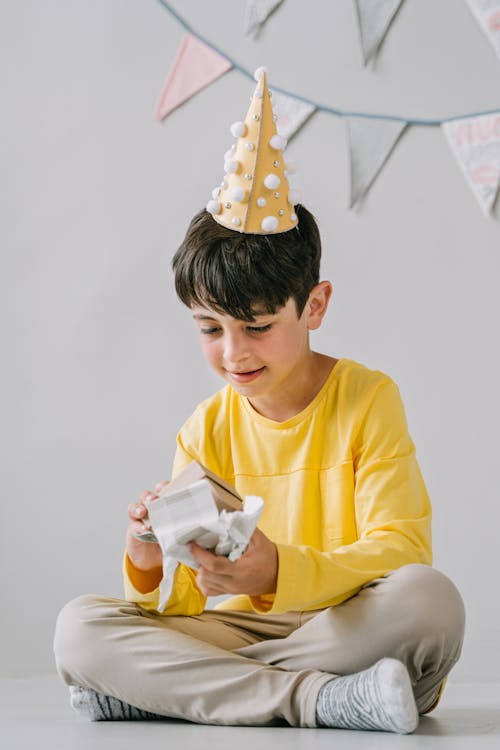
[
  {"xmin": 69, "ymin": 686, "xmax": 164, "ymax": 721},
  {"xmin": 315, "ymin": 657, "xmax": 419, "ymax": 734}
]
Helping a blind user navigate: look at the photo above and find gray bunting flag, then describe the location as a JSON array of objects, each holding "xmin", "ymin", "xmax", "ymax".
[
  {"xmin": 354, "ymin": 0, "xmax": 405, "ymax": 65},
  {"xmin": 346, "ymin": 116, "xmax": 407, "ymax": 208}
]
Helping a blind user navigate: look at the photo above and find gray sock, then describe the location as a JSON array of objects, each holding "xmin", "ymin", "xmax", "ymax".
[
  {"xmin": 69, "ymin": 686, "xmax": 164, "ymax": 721},
  {"xmin": 316, "ymin": 657, "xmax": 419, "ymax": 734}
]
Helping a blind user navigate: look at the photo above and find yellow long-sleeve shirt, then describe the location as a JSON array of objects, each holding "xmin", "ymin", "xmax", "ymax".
[{"xmin": 123, "ymin": 357, "xmax": 432, "ymax": 615}]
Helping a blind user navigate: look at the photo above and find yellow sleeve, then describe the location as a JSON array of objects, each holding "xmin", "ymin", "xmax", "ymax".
[
  {"xmin": 251, "ymin": 379, "xmax": 433, "ymax": 614},
  {"xmin": 122, "ymin": 437, "xmax": 207, "ymax": 616}
]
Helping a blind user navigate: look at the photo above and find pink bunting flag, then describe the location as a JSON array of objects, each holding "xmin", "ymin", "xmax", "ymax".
[
  {"xmin": 442, "ymin": 114, "xmax": 500, "ymax": 216},
  {"xmin": 154, "ymin": 34, "xmax": 232, "ymax": 122}
]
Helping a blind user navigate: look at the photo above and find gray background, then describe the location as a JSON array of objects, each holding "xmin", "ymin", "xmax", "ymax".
[{"xmin": 2, "ymin": 0, "xmax": 499, "ymax": 681}]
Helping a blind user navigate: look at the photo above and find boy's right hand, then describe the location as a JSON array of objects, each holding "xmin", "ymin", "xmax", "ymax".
[{"xmin": 126, "ymin": 480, "xmax": 169, "ymax": 571}]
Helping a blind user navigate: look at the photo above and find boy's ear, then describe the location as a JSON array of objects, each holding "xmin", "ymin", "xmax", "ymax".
[{"xmin": 306, "ymin": 281, "xmax": 333, "ymax": 330}]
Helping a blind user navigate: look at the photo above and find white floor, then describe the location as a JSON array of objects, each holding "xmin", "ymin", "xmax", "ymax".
[{"xmin": 2, "ymin": 676, "xmax": 499, "ymax": 750}]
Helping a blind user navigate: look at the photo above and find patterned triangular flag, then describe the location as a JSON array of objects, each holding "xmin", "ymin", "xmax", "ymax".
[
  {"xmin": 346, "ymin": 116, "xmax": 407, "ymax": 207},
  {"xmin": 270, "ymin": 90, "xmax": 316, "ymax": 141},
  {"xmin": 244, "ymin": 0, "xmax": 285, "ymax": 38},
  {"xmin": 154, "ymin": 34, "xmax": 232, "ymax": 121},
  {"xmin": 465, "ymin": 0, "xmax": 500, "ymax": 61},
  {"xmin": 442, "ymin": 115, "xmax": 500, "ymax": 216},
  {"xmin": 354, "ymin": 0, "xmax": 405, "ymax": 65}
]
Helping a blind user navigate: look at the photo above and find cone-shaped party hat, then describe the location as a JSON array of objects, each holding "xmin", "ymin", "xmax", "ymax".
[{"xmin": 206, "ymin": 67, "xmax": 300, "ymax": 234}]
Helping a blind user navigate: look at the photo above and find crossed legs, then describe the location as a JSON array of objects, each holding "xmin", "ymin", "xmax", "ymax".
[{"xmin": 54, "ymin": 564, "xmax": 465, "ymax": 727}]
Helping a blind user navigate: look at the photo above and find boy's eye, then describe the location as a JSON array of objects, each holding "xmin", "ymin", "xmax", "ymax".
[
  {"xmin": 248, "ymin": 323, "xmax": 272, "ymax": 333},
  {"xmin": 247, "ymin": 324, "xmax": 272, "ymax": 333},
  {"xmin": 199, "ymin": 323, "xmax": 272, "ymax": 335}
]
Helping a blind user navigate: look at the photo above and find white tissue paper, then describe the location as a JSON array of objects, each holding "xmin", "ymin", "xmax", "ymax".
[{"xmin": 135, "ymin": 476, "xmax": 264, "ymax": 611}]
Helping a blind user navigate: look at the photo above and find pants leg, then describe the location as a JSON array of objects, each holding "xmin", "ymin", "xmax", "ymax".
[
  {"xmin": 54, "ymin": 563, "xmax": 465, "ymax": 726},
  {"xmin": 237, "ymin": 564, "xmax": 466, "ymax": 714},
  {"xmin": 54, "ymin": 595, "xmax": 331, "ymax": 727}
]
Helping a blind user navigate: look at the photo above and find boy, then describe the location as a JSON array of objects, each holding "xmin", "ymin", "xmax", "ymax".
[{"xmin": 54, "ymin": 69, "xmax": 465, "ymax": 733}]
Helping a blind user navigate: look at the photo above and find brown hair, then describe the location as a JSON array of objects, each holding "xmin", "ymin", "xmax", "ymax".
[{"xmin": 172, "ymin": 204, "xmax": 321, "ymax": 320}]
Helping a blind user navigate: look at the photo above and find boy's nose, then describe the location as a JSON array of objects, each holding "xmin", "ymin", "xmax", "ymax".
[{"xmin": 223, "ymin": 333, "xmax": 250, "ymax": 366}]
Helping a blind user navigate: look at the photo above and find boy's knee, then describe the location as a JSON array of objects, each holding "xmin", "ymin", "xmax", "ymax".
[
  {"xmin": 53, "ymin": 594, "xmax": 126, "ymax": 684},
  {"xmin": 390, "ymin": 564, "xmax": 466, "ymax": 650}
]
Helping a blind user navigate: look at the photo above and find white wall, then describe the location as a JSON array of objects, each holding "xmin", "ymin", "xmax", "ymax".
[{"xmin": 2, "ymin": 0, "xmax": 499, "ymax": 680}]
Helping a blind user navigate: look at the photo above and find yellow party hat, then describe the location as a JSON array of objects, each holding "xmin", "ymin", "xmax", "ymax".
[{"xmin": 206, "ymin": 67, "xmax": 300, "ymax": 234}]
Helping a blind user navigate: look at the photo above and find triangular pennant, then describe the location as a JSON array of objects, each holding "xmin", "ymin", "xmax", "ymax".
[
  {"xmin": 354, "ymin": 0, "xmax": 405, "ymax": 65},
  {"xmin": 154, "ymin": 34, "xmax": 232, "ymax": 121},
  {"xmin": 442, "ymin": 115, "xmax": 500, "ymax": 216},
  {"xmin": 465, "ymin": 0, "xmax": 500, "ymax": 61},
  {"xmin": 270, "ymin": 90, "xmax": 316, "ymax": 141},
  {"xmin": 346, "ymin": 116, "xmax": 407, "ymax": 208},
  {"xmin": 244, "ymin": 0, "xmax": 285, "ymax": 38}
]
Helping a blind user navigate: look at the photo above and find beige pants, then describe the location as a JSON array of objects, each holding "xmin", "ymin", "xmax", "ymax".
[{"xmin": 54, "ymin": 563, "xmax": 465, "ymax": 727}]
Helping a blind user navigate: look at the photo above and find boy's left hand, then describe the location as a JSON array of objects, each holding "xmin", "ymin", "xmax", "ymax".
[{"xmin": 188, "ymin": 527, "xmax": 278, "ymax": 597}]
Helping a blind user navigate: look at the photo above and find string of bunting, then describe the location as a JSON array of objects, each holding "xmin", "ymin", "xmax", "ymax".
[
  {"xmin": 244, "ymin": 0, "xmax": 500, "ymax": 64},
  {"xmin": 154, "ymin": 0, "xmax": 500, "ymax": 217}
]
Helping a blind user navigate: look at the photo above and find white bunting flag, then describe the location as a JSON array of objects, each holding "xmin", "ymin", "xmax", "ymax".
[
  {"xmin": 465, "ymin": 0, "xmax": 500, "ymax": 61},
  {"xmin": 244, "ymin": 0, "xmax": 285, "ymax": 38},
  {"xmin": 354, "ymin": 0, "xmax": 405, "ymax": 65},
  {"xmin": 346, "ymin": 117, "xmax": 407, "ymax": 208},
  {"xmin": 442, "ymin": 114, "xmax": 500, "ymax": 216},
  {"xmin": 270, "ymin": 90, "xmax": 316, "ymax": 141}
]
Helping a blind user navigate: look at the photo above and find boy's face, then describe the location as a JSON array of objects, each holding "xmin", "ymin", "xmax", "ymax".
[{"xmin": 191, "ymin": 285, "xmax": 330, "ymax": 409}]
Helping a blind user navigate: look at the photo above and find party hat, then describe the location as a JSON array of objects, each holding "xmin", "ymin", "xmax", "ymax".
[{"xmin": 206, "ymin": 67, "xmax": 301, "ymax": 234}]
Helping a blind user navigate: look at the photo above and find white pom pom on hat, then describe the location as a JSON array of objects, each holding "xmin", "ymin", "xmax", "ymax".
[
  {"xmin": 230, "ymin": 121, "xmax": 247, "ymax": 138},
  {"xmin": 230, "ymin": 186, "xmax": 246, "ymax": 202},
  {"xmin": 261, "ymin": 216, "xmax": 279, "ymax": 232},
  {"xmin": 206, "ymin": 200, "xmax": 221, "ymax": 215},
  {"xmin": 224, "ymin": 159, "xmax": 239, "ymax": 174},
  {"xmin": 264, "ymin": 173, "xmax": 280, "ymax": 190},
  {"xmin": 269, "ymin": 134, "xmax": 287, "ymax": 150}
]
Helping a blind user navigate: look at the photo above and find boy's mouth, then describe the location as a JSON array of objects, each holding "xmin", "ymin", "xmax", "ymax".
[{"xmin": 226, "ymin": 366, "xmax": 266, "ymax": 383}]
